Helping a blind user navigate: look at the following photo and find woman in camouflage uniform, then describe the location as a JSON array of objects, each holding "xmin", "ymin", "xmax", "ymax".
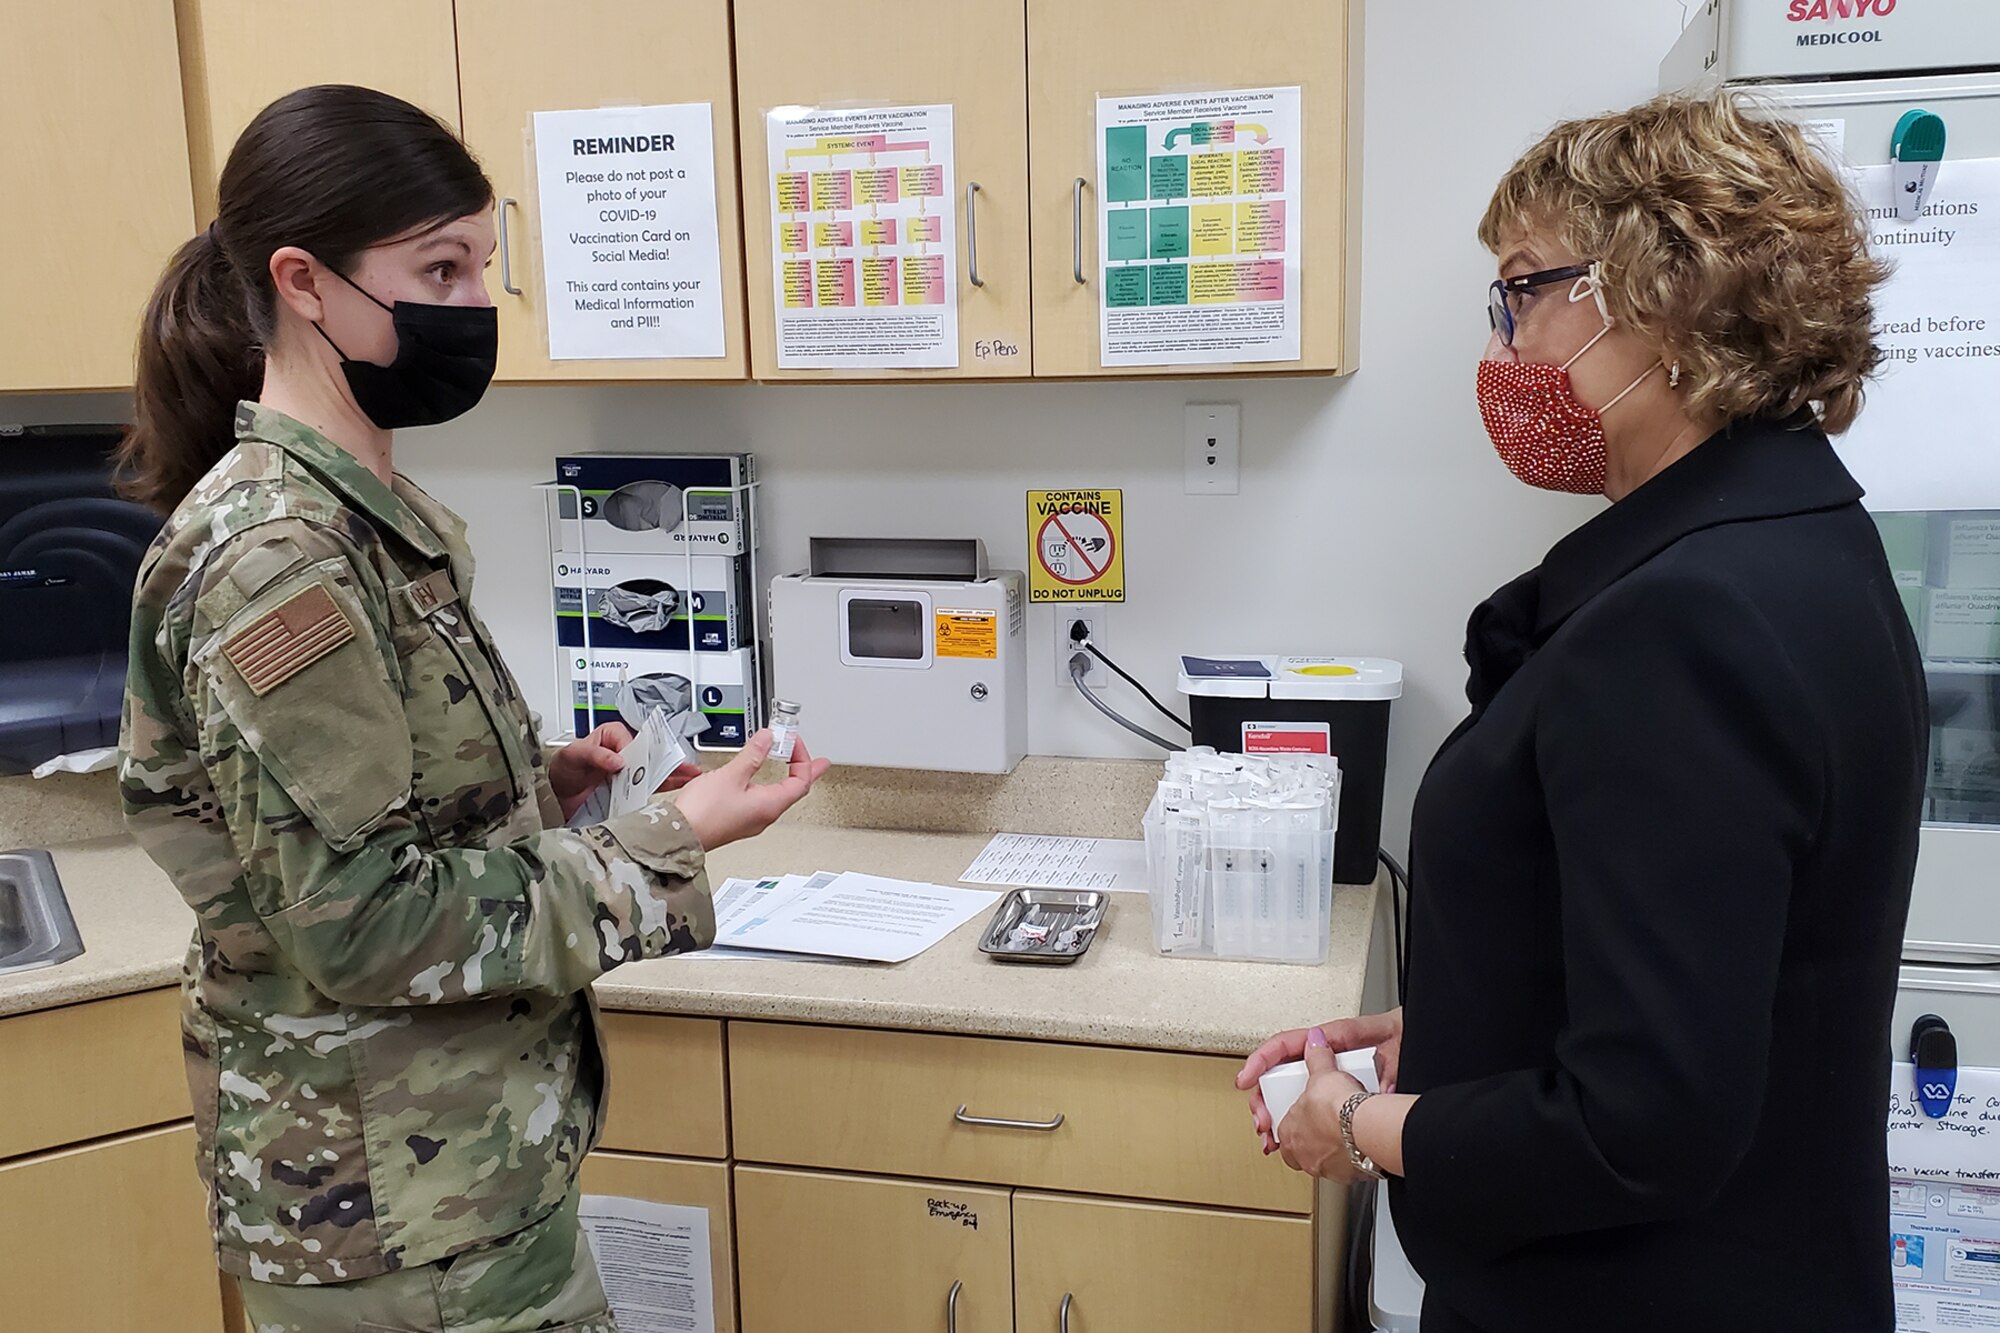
[{"xmin": 117, "ymin": 86, "xmax": 825, "ymax": 1332}]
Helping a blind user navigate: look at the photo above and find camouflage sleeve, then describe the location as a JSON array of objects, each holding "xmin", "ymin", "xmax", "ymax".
[{"xmin": 191, "ymin": 519, "xmax": 715, "ymax": 1007}]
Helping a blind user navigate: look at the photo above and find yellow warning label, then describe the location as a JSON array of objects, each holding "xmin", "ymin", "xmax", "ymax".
[
  {"xmin": 1027, "ymin": 488, "xmax": 1125, "ymax": 604},
  {"xmin": 935, "ymin": 608, "xmax": 999, "ymax": 659}
]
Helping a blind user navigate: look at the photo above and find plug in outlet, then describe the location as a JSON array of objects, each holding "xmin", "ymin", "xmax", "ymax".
[{"xmin": 1058, "ymin": 614, "xmax": 1108, "ymax": 688}]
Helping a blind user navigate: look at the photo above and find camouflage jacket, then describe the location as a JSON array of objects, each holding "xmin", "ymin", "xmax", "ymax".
[{"xmin": 119, "ymin": 402, "xmax": 715, "ymax": 1285}]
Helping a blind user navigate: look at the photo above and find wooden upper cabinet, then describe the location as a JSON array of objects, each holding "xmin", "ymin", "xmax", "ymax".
[
  {"xmin": 732, "ymin": 0, "xmax": 1033, "ymax": 380},
  {"xmin": 455, "ymin": 0, "xmax": 748, "ymax": 382},
  {"xmin": 0, "ymin": 0, "xmax": 194, "ymax": 393},
  {"xmin": 175, "ymin": 0, "xmax": 462, "ymax": 224},
  {"xmin": 1027, "ymin": 0, "xmax": 1363, "ymax": 377}
]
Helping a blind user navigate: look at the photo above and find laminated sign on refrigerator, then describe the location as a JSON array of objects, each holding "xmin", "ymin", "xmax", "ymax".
[
  {"xmin": 1096, "ymin": 86, "xmax": 1303, "ymax": 367},
  {"xmin": 531, "ymin": 103, "xmax": 727, "ymax": 361},
  {"xmin": 1888, "ymin": 1061, "xmax": 2000, "ymax": 1332},
  {"xmin": 765, "ymin": 104, "xmax": 959, "ymax": 369},
  {"xmin": 1835, "ymin": 157, "xmax": 2000, "ymax": 512}
]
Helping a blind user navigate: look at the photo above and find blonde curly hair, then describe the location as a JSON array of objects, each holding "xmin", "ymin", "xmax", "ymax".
[{"xmin": 1481, "ymin": 93, "xmax": 1889, "ymax": 434}]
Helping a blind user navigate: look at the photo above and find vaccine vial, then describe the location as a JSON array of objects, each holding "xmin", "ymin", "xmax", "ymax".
[{"xmin": 768, "ymin": 699, "xmax": 803, "ymax": 761}]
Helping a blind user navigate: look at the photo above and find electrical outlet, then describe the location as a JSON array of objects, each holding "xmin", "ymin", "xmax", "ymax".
[
  {"xmin": 1057, "ymin": 614, "xmax": 1108, "ymax": 687},
  {"xmin": 1185, "ymin": 403, "xmax": 1241, "ymax": 495}
]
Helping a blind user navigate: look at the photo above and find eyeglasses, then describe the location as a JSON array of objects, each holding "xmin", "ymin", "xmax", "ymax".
[{"xmin": 1488, "ymin": 263, "xmax": 1596, "ymax": 347}]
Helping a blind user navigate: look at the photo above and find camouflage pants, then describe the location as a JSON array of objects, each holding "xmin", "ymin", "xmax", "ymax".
[{"xmin": 238, "ymin": 1192, "xmax": 617, "ymax": 1333}]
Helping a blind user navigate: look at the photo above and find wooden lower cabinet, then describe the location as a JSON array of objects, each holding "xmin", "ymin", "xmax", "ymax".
[
  {"xmin": 0, "ymin": 987, "xmax": 191, "ymax": 1160},
  {"xmin": 735, "ymin": 1167, "xmax": 1014, "ymax": 1333},
  {"xmin": 0, "ymin": 1123, "xmax": 224, "ymax": 1333},
  {"xmin": 579, "ymin": 1152, "xmax": 738, "ymax": 1333},
  {"xmin": 1013, "ymin": 1192, "xmax": 1317, "ymax": 1332},
  {"xmin": 595, "ymin": 1013, "xmax": 730, "ymax": 1159}
]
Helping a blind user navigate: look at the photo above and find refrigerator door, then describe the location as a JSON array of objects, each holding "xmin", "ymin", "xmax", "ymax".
[{"xmin": 1760, "ymin": 76, "xmax": 2000, "ymax": 960}]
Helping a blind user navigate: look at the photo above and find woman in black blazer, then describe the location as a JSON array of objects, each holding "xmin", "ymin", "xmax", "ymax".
[{"xmin": 1240, "ymin": 95, "xmax": 1927, "ymax": 1332}]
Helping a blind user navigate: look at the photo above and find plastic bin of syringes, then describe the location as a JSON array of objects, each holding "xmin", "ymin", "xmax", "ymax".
[{"xmin": 1141, "ymin": 749, "xmax": 1340, "ymax": 965}]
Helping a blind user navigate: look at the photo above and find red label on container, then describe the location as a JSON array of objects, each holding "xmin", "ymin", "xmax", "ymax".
[{"xmin": 1242, "ymin": 721, "xmax": 1332, "ymax": 755}]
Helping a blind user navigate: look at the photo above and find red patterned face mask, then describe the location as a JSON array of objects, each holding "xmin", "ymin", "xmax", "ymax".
[{"xmin": 1476, "ymin": 305, "xmax": 1658, "ymax": 496}]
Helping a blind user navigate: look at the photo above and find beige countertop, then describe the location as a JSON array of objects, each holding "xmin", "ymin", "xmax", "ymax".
[
  {"xmin": 0, "ymin": 837, "xmax": 194, "ymax": 1018},
  {"xmin": 2, "ymin": 821, "xmax": 1379, "ymax": 1057},
  {"xmin": 601, "ymin": 825, "xmax": 1377, "ymax": 1056}
]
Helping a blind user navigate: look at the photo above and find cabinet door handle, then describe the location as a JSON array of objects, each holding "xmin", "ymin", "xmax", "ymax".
[
  {"xmin": 965, "ymin": 182, "xmax": 984, "ymax": 288},
  {"xmin": 1060, "ymin": 1291, "xmax": 1074, "ymax": 1333},
  {"xmin": 497, "ymin": 196, "xmax": 523, "ymax": 296},
  {"xmin": 947, "ymin": 1278, "xmax": 963, "ymax": 1333},
  {"xmin": 1072, "ymin": 177, "xmax": 1088, "ymax": 285},
  {"xmin": 954, "ymin": 1105, "xmax": 1065, "ymax": 1131}
]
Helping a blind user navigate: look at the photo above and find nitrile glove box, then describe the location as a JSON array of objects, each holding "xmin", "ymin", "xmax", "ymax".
[
  {"xmin": 552, "ymin": 550, "xmax": 751, "ymax": 653},
  {"xmin": 565, "ymin": 646, "xmax": 761, "ymax": 749},
  {"xmin": 551, "ymin": 454, "xmax": 755, "ymax": 555}
]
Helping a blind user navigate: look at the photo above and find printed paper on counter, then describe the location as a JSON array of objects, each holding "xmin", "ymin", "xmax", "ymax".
[
  {"xmin": 532, "ymin": 103, "xmax": 727, "ymax": 360},
  {"xmin": 961, "ymin": 833, "xmax": 1148, "ymax": 892},
  {"xmin": 1837, "ymin": 158, "xmax": 2000, "ymax": 511},
  {"xmin": 765, "ymin": 103, "xmax": 959, "ymax": 369},
  {"xmin": 579, "ymin": 1195, "xmax": 715, "ymax": 1333},
  {"xmin": 1097, "ymin": 86, "xmax": 1303, "ymax": 367},
  {"xmin": 719, "ymin": 872, "xmax": 999, "ymax": 963}
]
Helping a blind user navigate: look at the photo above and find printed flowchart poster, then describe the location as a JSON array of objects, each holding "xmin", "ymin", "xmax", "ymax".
[
  {"xmin": 765, "ymin": 104, "xmax": 958, "ymax": 370},
  {"xmin": 532, "ymin": 103, "xmax": 727, "ymax": 360},
  {"xmin": 1096, "ymin": 87, "xmax": 1302, "ymax": 368}
]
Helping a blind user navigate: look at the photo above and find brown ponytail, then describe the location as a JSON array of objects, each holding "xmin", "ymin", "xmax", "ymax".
[
  {"xmin": 123, "ymin": 227, "xmax": 263, "ymax": 512},
  {"xmin": 119, "ymin": 85, "xmax": 492, "ymax": 514}
]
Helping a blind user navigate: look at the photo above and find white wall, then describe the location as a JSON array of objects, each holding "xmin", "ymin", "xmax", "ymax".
[{"xmin": 7, "ymin": 1, "xmax": 1691, "ymax": 854}]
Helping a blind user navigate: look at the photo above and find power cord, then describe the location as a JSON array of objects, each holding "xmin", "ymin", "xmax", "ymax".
[
  {"xmin": 1070, "ymin": 622, "xmax": 1192, "ymax": 734},
  {"xmin": 1378, "ymin": 848, "xmax": 1409, "ymax": 1005},
  {"xmin": 1063, "ymin": 631, "xmax": 1411, "ymax": 1008},
  {"xmin": 1070, "ymin": 652, "xmax": 1181, "ymax": 751}
]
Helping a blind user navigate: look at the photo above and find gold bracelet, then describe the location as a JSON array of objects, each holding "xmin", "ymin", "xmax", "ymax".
[{"xmin": 1339, "ymin": 1090, "xmax": 1383, "ymax": 1179}]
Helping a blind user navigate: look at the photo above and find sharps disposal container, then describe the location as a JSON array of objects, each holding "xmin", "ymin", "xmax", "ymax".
[{"xmin": 1178, "ymin": 656, "xmax": 1402, "ymax": 885}]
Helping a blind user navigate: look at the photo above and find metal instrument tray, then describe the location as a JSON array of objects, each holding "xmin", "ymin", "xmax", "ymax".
[{"xmin": 976, "ymin": 889, "xmax": 1109, "ymax": 965}]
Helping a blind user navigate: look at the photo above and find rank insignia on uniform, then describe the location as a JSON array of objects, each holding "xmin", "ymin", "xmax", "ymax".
[{"xmin": 223, "ymin": 582, "xmax": 356, "ymax": 696}]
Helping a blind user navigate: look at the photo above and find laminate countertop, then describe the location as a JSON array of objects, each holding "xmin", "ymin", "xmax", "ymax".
[{"xmin": 0, "ymin": 827, "xmax": 1381, "ymax": 1057}]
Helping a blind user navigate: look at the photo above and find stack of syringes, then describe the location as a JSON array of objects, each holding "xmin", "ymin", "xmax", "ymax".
[{"xmin": 1142, "ymin": 748, "xmax": 1340, "ymax": 965}]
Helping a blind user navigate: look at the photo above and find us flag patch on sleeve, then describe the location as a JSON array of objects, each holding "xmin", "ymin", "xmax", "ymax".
[{"xmin": 222, "ymin": 582, "xmax": 357, "ymax": 697}]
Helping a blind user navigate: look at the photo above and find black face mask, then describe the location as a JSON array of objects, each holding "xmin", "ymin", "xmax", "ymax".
[{"xmin": 313, "ymin": 269, "xmax": 498, "ymax": 430}]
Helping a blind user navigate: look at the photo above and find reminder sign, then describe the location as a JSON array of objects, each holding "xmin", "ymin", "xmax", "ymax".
[
  {"xmin": 532, "ymin": 102, "xmax": 726, "ymax": 361},
  {"xmin": 1028, "ymin": 489, "xmax": 1125, "ymax": 603}
]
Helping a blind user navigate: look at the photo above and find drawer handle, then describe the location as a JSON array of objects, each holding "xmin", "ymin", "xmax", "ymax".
[
  {"xmin": 1072, "ymin": 177, "xmax": 1088, "ymax": 285},
  {"xmin": 954, "ymin": 1104, "xmax": 1065, "ymax": 1132},
  {"xmin": 947, "ymin": 1278, "xmax": 962, "ymax": 1333},
  {"xmin": 965, "ymin": 182, "xmax": 984, "ymax": 288},
  {"xmin": 1061, "ymin": 1291, "xmax": 1074, "ymax": 1333},
  {"xmin": 497, "ymin": 196, "xmax": 523, "ymax": 296}
]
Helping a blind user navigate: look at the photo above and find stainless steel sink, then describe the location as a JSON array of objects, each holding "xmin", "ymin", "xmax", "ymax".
[{"xmin": 0, "ymin": 849, "xmax": 83, "ymax": 975}]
